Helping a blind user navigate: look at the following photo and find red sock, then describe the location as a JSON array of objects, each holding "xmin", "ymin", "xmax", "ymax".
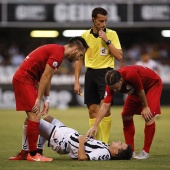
[
  {"xmin": 123, "ymin": 119, "xmax": 135, "ymax": 151},
  {"xmin": 143, "ymin": 122, "xmax": 155, "ymax": 153},
  {"xmin": 27, "ymin": 120, "xmax": 39, "ymax": 152}
]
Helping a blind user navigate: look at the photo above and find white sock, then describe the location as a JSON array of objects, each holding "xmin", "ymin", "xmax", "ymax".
[
  {"xmin": 37, "ymin": 135, "xmax": 46, "ymax": 150},
  {"xmin": 22, "ymin": 125, "xmax": 29, "ymax": 151}
]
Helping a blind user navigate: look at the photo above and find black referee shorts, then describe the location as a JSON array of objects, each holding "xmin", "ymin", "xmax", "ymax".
[{"xmin": 84, "ymin": 68, "xmax": 113, "ymax": 105}]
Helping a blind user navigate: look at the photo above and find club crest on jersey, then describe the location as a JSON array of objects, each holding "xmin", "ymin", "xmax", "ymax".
[
  {"xmin": 53, "ymin": 61, "xmax": 58, "ymax": 68},
  {"xmin": 126, "ymin": 84, "xmax": 134, "ymax": 94}
]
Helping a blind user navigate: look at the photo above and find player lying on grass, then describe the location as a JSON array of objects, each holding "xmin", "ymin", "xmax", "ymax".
[{"xmin": 9, "ymin": 115, "xmax": 133, "ymax": 161}]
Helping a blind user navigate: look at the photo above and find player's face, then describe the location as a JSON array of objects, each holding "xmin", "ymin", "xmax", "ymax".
[
  {"xmin": 93, "ymin": 14, "xmax": 108, "ymax": 32},
  {"xmin": 109, "ymin": 78, "xmax": 123, "ymax": 92},
  {"xmin": 67, "ymin": 47, "xmax": 85, "ymax": 62},
  {"xmin": 109, "ymin": 141, "xmax": 128, "ymax": 153}
]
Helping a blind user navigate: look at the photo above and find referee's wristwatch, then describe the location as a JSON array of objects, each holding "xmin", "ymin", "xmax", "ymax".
[{"xmin": 106, "ymin": 40, "xmax": 111, "ymax": 45}]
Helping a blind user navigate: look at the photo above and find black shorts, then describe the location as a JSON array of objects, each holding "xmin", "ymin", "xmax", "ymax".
[{"xmin": 84, "ymin": 68, "xmax": 113, "ymax": 105}]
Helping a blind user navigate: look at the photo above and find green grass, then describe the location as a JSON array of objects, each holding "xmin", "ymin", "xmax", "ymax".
[{"xmin": 0, "ymin": 106, "xmax": 170, "ymax": 170}]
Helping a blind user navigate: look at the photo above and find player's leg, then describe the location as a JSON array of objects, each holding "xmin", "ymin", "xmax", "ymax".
[
  {"xmin": 9, "ymin": 117, "xmax": 29, "ymax": 160},
  {"xmin": 135, "ymin": 85, "xmax": 162, "ymax": 159},
  {"xmin": 44, "ymin": 115, "xmax": 66, "ymax": 127},
  {"xmin": 9, "ymin": 79, "xmax": 30, "ymax": 160},
  {"xmin": 38, "ymin": 119, "xmax": 55, "ymax": 139},
  {"xmin": 37, "ymin": 117, "xmax": 54, "ymax": 154},
  {"xmin": 26, "ymin": 111, "xmax": 52, "ymax": 162},
  {"xmin": 122, "ymin": 96, "xmax": 141, "ymax": 156},
  {"xmin": 11, "ymin": 79, "xmax": 52, "ymax": 162},
  {"xmin": 37, "ymin": 116, "xmax": 66, "ymax": 154}
]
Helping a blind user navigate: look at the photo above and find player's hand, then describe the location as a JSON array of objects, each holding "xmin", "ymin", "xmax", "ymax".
[
  {"xmin": 86, "ymin": 125, "xmax": 98, "ymax": 139},
  {"xmin": 41, "ymin": 101, "xmax": 49, "ymax": 116},
  {"xmin": 78, "ymin": 135, "xmax": 89, "ymax": 143},
  {"xmin": 141, "ymin": 107, "xmax": 153, "ymax": 122},
  {"xmin": 32, "ymin": 98, "xmax": 41, "ymax": 114},
  {"xmin": 98, "ymin": 30, "xmax": 108, "ymax": 42}
]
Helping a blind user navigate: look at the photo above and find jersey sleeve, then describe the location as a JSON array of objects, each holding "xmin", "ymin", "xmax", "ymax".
[
  {"xmin": 111, "ymin": 31, "xmax": 121, "ymax": 50},
  {"xmin": 47, "ymin": 45, "xmax": 64, "ymax": 70},
  {"xmin": 104, "ymin": 85, "xmax": 114, "ymax": 103},
  {"xmin": 87, "ymin": 148, "xmax": 111, "ymax": 160},
  {"xmin": 47, "ymin": 58, "xmax": 62, "ymax": 70}
]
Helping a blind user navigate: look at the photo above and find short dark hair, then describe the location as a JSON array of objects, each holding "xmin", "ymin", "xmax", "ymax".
[
  {"xmin": 105, "ymin": 70, "xmax": 122, "ymax": 85},
  {"xmin": 111, "ymin": 145, "xmax": 133, "ymax": 160},
  {"xmin": 92, "ymin": 7, "xmax": 108, "ymax": 18},
  {"xmin": 68, "ymin": 36, "xmax": 89, "ymax": 51}
]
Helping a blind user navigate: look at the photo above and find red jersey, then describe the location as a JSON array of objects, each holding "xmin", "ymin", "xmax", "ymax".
[
  {"xmin": 13, "ymin": 44, "xmax": 64, "ymax": 85},
  {"xmin": 104, "ymin": 65, "xmax": 162, "ymax": 103}
]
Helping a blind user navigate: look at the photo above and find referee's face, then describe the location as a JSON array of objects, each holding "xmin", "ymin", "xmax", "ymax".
[{"xmin": 93, "ymin": 14, "xmax": 108, "ymax": 32}]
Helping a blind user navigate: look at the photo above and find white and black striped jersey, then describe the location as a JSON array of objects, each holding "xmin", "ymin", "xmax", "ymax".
[{"xmin": 49, "ymin": 126, "xmax": 111, "ymax": 160}]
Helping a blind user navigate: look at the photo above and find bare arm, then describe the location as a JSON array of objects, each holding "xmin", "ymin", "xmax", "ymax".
[
  {"xmin": 86, "ymin": 102, "xmax": 111, "ymax": 137},
  {"xmin": 138, "ymin": 89, "xmax": 153, "ymax": 122},
  {"xmin": 32, "ymin": 64, "xmax": 54, "ymax": 114},
  {"xmin": 74, "ymin": 59, "xmax": 83, "ymax": 95},
  {"xmin": 98, "ymin": 30, "xmax": 123, "ymax": 61},
  {"xmin": 78, "ymin": 135, "xmax": 89, "ymax": 161},
  {"xmin": 107, "ymin": 46, "xmax": 123, "ymax": 61},
  {"xmin": 44, "ymin": 80, "xmax": 51, "ymax": 97}
]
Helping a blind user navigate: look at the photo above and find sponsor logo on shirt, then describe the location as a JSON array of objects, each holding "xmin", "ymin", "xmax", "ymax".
[{"xmin": 53, "ymin": 61, "xmax": 58, "ymax": 68}]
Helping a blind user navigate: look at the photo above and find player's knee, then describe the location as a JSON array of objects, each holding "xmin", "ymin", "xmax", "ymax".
[
  {"xmin": 122, "ymin": 115, "xmax": 133, "ymax": 121},
  {"xmin": 88, "ymin": 105, "xmax": 99, "ymax": 118},
  {"xmin": 44, "ymin": 115, "xmax": 54, "ymax": 123}
]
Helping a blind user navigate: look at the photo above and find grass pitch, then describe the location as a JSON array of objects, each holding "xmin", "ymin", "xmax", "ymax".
[{"xmin": 0, "ymin": 106, "xmax": 170, "ymax": 170}]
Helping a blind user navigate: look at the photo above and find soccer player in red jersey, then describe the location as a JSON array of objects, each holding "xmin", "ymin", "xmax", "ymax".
[
  {"xmin": 10, "ymin": 37, "xmax": 88, "ymax": 162},
  {"xmin": 87, "ymin": 65, "xmax": 162, "ymax": 159}
]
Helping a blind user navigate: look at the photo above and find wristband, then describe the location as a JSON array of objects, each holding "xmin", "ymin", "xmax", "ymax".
[{"xmin": 44, "ymin": 96, "xmax": 50, "ymax": 102}]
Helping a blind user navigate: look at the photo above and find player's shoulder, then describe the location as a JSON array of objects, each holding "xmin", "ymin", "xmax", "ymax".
[
  {"xmin": 44, "ymin": 44, "xmax": 61, "ymax": 47},
  {"xmin": 45, "ymin": 44, "xmax": 64, "ymax": 51},
  {"xmin": 119, "ymin": 65, "xmax": 137, "ymax": 73}
]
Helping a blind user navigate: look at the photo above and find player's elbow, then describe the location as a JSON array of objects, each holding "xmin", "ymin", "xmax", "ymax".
[
  {"xmin": 115, "ymin": 50, "xmax": 123, "ymax": 61},
  {"xmin": 78, "ymin": 155, "xmax": 88, "ymax": 161}
]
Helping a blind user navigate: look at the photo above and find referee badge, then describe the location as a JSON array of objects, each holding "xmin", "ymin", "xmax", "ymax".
[{"xmin": 100, "ymin": 47, "xmax": 108, "ymax": 56}]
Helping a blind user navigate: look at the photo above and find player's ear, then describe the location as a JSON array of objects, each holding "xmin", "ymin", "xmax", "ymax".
[
  {"xmin": 72, "ymin": 47, "xmax": 78, "ymax": 54},
  {"xmin": 114, "ymin": 150, "xmax": 118, "ymax": 155}
]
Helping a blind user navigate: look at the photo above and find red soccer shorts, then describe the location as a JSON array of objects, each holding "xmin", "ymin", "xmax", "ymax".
[
  {"xmin": 122, "ymin": 84, "xmax": 162, "ymax": 117},
  {"xmin": 12, "ymin": 78, "xmax": 38, "ymax": 111}
]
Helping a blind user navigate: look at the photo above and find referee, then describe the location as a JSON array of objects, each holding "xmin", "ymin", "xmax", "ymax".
[{"xmin": 74, "ymin": 7, "xmax": 123, "ymax": 144}]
